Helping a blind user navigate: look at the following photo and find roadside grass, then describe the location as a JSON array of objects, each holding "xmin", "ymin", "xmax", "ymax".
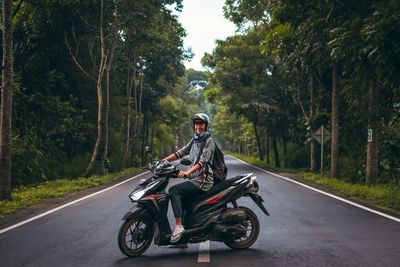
[
  {"xmin": 300, "ymin": 172, "xmax": 400, "ymax": 212},
  {"xmin": 0, "ymin": 168, "xmax": 143, "ymax": 217},
  {"xmin": 231, "ymin": 153, "xmax": 400, "ymax": 214}
]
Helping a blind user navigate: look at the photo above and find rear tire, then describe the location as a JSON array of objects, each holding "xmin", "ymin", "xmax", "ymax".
[
  {"xmin": 224, "ymin": 206, "xmax": 260, "ymax": 249},
  {"xmin": 118, "ymin": 217, "xmax": 154, "ymax": 257}
]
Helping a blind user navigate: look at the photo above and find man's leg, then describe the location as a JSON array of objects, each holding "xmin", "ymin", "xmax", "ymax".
[{"xmin": 169, "ymin": 181, "xmax": 203, "ymax": 243}]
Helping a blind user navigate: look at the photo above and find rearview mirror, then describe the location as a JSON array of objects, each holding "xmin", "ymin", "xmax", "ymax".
[{"xmin": 145, "ymin": 146, "xmax": 151, "ymax": 154}]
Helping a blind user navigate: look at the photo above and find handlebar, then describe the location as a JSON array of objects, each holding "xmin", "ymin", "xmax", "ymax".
[{"xmin": 148, "ymin": 160, "xmax": 191, "ymax": 179}]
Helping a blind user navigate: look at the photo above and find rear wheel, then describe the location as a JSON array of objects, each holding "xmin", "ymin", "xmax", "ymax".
[
  {"xmin": 224, "ymin": 206, "xmax": 260, "ymax": 249},
  {"xmin": 118, "ymin": 217, "xmax": 154, "ymax": 257}
]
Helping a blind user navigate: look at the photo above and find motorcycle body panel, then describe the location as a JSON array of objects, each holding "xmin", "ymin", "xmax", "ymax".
[{"xmin": 118, "ymin": 160, "xmax": 270, "ymax": 256}]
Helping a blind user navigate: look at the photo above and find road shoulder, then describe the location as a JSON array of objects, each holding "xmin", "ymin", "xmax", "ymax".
[{"xmin": 0, "ymin": 171, "xmax": 146, "ymax": 230}]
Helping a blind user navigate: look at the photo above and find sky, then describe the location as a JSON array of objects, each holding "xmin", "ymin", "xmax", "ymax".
[{"xmin": 178, "ymin": 0, "xmax": 237, "ymax": 71}]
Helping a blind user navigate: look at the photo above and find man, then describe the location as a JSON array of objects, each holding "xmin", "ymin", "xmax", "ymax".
[{"xmin": 163, "ymin": 113, "xmax": 215, "ymax": 244}]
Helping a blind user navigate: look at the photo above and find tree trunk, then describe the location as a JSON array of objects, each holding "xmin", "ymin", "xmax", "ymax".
[
  {"xmin": 331, "ymin": 62, "xmax": 339, "ymax": 178},
  {"xmin": 84, "ymin": 0, "xmax": 106, "ymax": 177},
  {"xmin": 0, "ymin": 0, "xmax": 14, "ymax": 201},
  {"xmin": 122, "ymin": 44, "xmax": 132, "ymax": 167},
  {"xmin": 310, "ymin": 140, "xmax": 318, "ymax": 172},
  {"xmin": 131, "ymin": 49, "xmax": 138, "ymax": 166},
  {"xmin": 101, "ymin": 25, "xmax": 118, "ymax": 173},
  {"xmin": 272, "ymin": 138, "xmax": 280, "ymax": 168},
  {"xmin": 266, "ymin": 134, "xmax": 270, "ymax": 164},
  {"xmin": 141, "ymin": 110, "xmax": 147, "ymax": 166},
  {"xmin": 309, "ymin": 75, "xmax": 317, "ymax": 172},
  {"xmin": 150, "ymin": 125, "xmax": 154, "ymax": 152},
  {"xmin": 366, "ymin": 78, "xmax": 379, "ymax": 184},
  {"xmin": 101, "ymin": 54, "xmax": 111, "ymax": 173},
  {"xmin": 253, "ymin": 122, "xmax": 264, "ymax": 160},
  {"xmin": 132, "ymin": 49, "xmax": 144, "ymax": 167},
  {"xmin": 282, "ymin": 136, "xmax": 288, "ymax": 167}
]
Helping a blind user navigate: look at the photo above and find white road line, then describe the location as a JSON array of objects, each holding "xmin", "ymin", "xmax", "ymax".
[
  {"xmin": 0, "ymin": 171, "xmax": 149, "ymax": 235},
  {"xmin": 197, "ymin": 240, "xmax": 210, "ymax": 263},
  {"xmin": 230, "ymin": 155, "xmax": 400, "ymax": 223}
]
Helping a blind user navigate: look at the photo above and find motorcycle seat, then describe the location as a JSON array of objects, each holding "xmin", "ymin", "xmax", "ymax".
[{"xmin": 186, "ymin": 175, "xmax": 247, "ymax": 203}]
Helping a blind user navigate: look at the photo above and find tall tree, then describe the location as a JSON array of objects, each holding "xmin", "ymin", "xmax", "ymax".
[
  {"xmin": 0, "ymin": 0, "xmax": 14, "ymax": 200},
  {"xmin": 83, "ymin": 0, "xmax": 107, "ymax": 176},
  {"xmin": 101, "ymin": 3, "xmax": 119, "ymax": 173},
  {"xmin": 64, "ymin": 0, "xmax": 118, "ymax": 176},
  {"xmin": 330, "ymin": 62, "xmax": 339, "ymax": 178}
]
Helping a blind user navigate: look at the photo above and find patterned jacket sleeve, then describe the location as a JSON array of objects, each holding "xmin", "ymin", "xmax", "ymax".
[
  {"xmin": 198, "ymin": 138, "xmax": 215, "ymax": 169},
  {"xmin": 174, "ymin": 139, "xmax": 193, "ymax": 158}
]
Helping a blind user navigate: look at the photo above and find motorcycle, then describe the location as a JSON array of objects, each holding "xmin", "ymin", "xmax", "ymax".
[{"xmin": 117, "ymin": 159, "xmax": 270, "ymax": 257}]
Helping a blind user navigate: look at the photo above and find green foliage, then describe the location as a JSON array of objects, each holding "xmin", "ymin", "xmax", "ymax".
[
  {"xmin": 3, "ymin": 0, "xmax": 400, "ymax": 206},
  {"xmin": 211, "ymin": 105, "xmax": 256, "ymax": 153},
  {"xmin": 6, "ymin": 0, "xmax": 189, "ymax": 187},
  {"xmin": 379, "ymin": 124, "xmax": 400, "ymax": 183},
  {"xmin": 12, "ymin": 136, "xmax": 46, "ymax": 186},
  {"xmin": 224, "ymin": 0, "xmax": 270, "ymax": 29},
  {"xmin": 286, "ymin": 145, "xmax": 309, "ymax": 170},
  {"xmin": 210, "ymin": 0, "xmax": 400, "ymax": 184}
]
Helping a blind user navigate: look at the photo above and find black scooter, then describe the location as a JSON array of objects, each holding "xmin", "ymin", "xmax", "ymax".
[{"xmin": 117, "ymin": 160, "xmax": 270, "ymax": 257}]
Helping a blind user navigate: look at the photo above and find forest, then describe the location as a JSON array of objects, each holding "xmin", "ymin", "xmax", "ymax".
[
  {"xmin": 1, "ymin": 0, "xmax": 399, "ymax": 201},
  {"xmin": 204, "ymin": 0, "xmax": 400, "ymax": 186}
]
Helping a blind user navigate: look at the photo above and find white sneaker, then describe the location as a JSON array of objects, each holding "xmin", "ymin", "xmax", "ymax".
[{"xmin": 170, "ymin": 225, "xmax": 185, "ymax": 243}]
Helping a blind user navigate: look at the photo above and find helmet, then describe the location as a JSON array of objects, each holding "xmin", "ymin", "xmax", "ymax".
[{"xmin": 192, "ymin": 113, "xmax": 211, "ymax": 130}]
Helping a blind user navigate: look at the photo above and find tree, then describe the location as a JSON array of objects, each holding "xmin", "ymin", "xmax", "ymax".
[
  {"xmin": 64, "ymin": 0, "xmax": 120, "ymax": 176},
  {"xmin": 0, "ymin": 0, "xmax": 14, "ymax": 200},
  {"xmin": 331, "ymin": 62, "xmax": 339, "ymax": 178}
]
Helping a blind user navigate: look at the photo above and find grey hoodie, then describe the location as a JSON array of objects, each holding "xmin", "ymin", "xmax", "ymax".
[{"xmin": 175, "ymin": 133, "xmax": 215, "ymax": 191}]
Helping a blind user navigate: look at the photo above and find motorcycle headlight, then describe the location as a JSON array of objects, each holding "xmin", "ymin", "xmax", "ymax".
[
  {"xmin": 129, "ymin": 189, "xmax": 146, "ymax": 201},
  {"xmin": 129, "ymin": 180, "xmax": 160, "ymax": 201}
]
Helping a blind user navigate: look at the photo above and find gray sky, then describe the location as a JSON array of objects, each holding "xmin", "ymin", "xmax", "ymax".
[{"xmin": 178, "ymin": 0, "xmax": 236, "ymax": 70}]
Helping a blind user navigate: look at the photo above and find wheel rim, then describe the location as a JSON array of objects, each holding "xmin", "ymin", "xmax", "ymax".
[
  {"xmin": 233, "ymin": 216, "xmax": 255, "ymax": 243},
  {"xmin": 226, "ymin": 210, "xmax": 260, "ymax": 248},
  {"xmin": 124, "ymin": 220, "xmax": 151, "ymax": 251},
  {"xmin": 236, "ymin": 218, "xmax": 254, "ymax": 243}
]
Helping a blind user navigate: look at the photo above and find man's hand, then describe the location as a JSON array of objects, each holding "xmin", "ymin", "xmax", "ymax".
[{"xmin": 178, "ymin": 171, "xmax": 189, "ymax": 178}]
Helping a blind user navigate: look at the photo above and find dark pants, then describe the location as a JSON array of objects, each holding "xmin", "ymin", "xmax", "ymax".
[{"xmin": 169, "ymin": 181, "xmax": 203, "ymax": 218}]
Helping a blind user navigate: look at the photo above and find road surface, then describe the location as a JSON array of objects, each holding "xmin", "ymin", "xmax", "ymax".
[{"xmin": 1, "ymin": 155, "xmax": 399, "ymax": 266}]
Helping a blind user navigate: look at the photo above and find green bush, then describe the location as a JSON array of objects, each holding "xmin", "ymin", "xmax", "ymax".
[{"xmin": 286, "ymin": 145, "xmax": 309, "ymax": 169}]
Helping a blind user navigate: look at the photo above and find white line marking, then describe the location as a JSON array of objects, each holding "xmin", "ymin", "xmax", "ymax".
[
  {"xmin": 230, "ymin": 155, "xmax": 400, "ymax": 223},
  {"xmin": 197, "ymin": 240, "xmax": 210, "ymax": 263},
  {"xmin": 0, "ymin": 171, "xmax": 150, "ymax": 234}
]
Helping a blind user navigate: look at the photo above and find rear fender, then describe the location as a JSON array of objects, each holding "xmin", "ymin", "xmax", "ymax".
[{"xmin": 245, "ymin": 192, "xmax": 270, "ymax": 216}]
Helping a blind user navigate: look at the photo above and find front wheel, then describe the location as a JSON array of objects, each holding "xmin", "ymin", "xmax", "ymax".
[
  {"xmin": 118, "ymin": 217, "xmax": 154, "ymax": 257},
  {"xmin": 224, "ymin": 206, "xmax": 260, "ymax": 249}
]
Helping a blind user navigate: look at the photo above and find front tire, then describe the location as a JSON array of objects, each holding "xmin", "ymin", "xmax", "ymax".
[
  {"xmin": 224, "ymin": 206, "xmax": 260, "ymax": 249},
  {"xmin": 118, "ymin": 217, "xmax": 154, "ymax": 257}
]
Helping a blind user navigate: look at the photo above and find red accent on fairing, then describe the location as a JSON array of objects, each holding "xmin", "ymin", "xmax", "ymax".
[
  {"xmin": 142, "ymin": 194, "xmax": 164, "ymax": 210},
  {"xmin": 206, "ymin": 194, "xmax": 226, "ymax": 205},
  {"xmin": 142, "ymin": 194, "xmax": 163, "ymax": 200}
]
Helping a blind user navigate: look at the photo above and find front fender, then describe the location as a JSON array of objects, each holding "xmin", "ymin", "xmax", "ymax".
[{"xmin": 122, "ymin": 204, "xmax": 152, "ymax": 221}]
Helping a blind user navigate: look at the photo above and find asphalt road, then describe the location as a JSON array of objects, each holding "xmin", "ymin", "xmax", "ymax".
[{"xmin": 0, "ymin": 155, "xmax": 399, "ymax": 266}]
